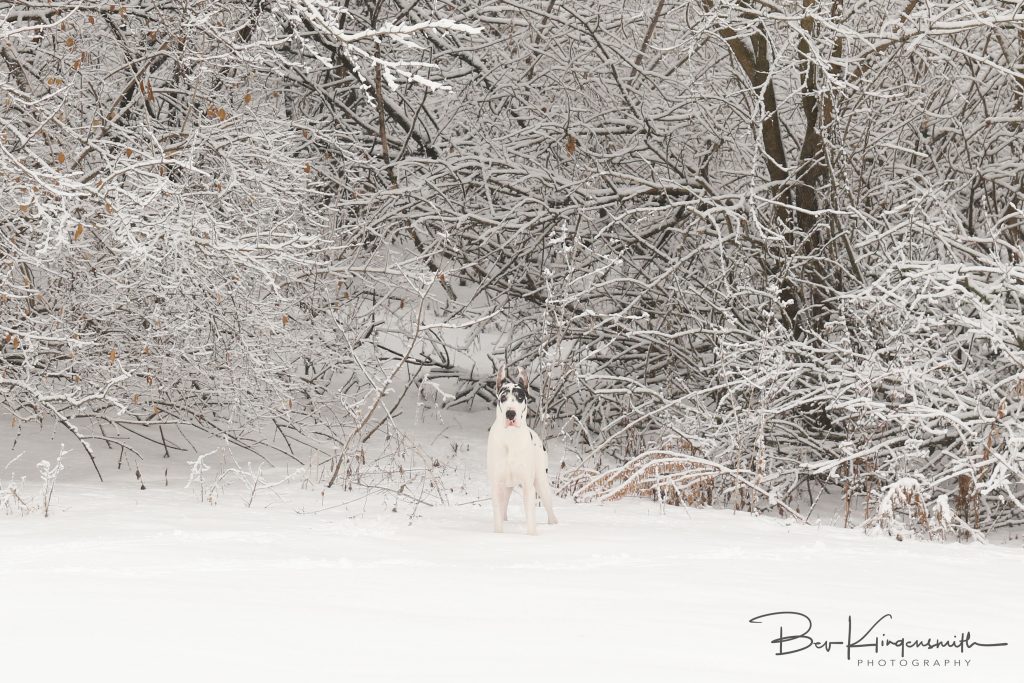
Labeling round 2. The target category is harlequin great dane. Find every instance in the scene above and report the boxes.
[486,367,558,534]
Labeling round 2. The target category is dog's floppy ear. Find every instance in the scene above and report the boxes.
[496,366,507,394]
[516,366,529,394]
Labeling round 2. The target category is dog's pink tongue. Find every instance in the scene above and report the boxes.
[506,419,517,428]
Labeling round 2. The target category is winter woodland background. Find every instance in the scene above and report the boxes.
[3,0,1024,541]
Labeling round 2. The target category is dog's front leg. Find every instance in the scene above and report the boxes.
[491,480,505,533]
[501,487,512,521]
[523,482,537,535]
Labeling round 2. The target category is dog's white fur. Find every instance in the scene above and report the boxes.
[486,367,558,534]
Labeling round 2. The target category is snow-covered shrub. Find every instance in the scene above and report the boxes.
[37,448,66,518]
[867,479,962,542]
[552,242,1024,538]
[185,451,221,505]
[1,474,31,516]
[222,458,302,508]
[0,2,478,496]
[1,448,67,517]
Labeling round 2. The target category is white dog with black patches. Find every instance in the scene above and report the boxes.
[487,367,558,534]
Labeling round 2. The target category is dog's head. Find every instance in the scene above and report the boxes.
[495,366,529,428]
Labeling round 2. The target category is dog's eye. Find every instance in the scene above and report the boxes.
[513,389,525,401]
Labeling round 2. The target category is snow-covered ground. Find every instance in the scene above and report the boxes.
[2,411,1022,682]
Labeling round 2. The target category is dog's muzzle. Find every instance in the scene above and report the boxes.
[505,410,516,422]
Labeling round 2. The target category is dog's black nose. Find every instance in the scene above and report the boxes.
[505,410,516,421]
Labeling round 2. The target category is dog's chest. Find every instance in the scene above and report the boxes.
[487,424,539,484]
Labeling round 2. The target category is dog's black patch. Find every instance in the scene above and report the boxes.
[497,382,527,404]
